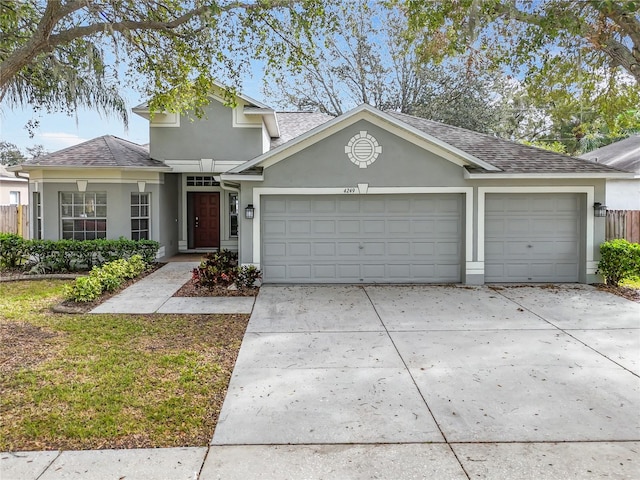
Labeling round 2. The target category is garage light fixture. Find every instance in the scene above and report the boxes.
[245,204,255,219]
[593,202,607,217]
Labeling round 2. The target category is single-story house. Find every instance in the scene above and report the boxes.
[0,164,28,205]
[579,135,640,210]
[11,87,632,284]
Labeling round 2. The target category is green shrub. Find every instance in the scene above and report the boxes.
[0,233,27,269]
[235,265,262,290]
[64,254,150,302]
[23,238,159,273]
[193,250,238,289]
[597,239,640,286]
[64,276,103,302]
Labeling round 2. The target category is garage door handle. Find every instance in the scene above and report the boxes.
[527,245,533,248]
[359,245,364,249]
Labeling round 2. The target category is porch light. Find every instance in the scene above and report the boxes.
[593,202,607,217]
[245,204,255,219]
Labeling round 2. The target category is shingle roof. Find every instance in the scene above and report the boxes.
[579,135,640,174]
[385,111,623,174]
[19,136,166,169]
[271,112,334,148]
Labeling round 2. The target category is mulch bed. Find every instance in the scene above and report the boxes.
[173,277,259,297]
[595,284,640,303]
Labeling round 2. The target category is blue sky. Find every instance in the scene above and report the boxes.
[0,76,267,155]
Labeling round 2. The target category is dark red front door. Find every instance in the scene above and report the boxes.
[192,192,220,248]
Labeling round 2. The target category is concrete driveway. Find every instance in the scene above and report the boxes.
[206,284,640,479]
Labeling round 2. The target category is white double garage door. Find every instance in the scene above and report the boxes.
[261,193,581,284]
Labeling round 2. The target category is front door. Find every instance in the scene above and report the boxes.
[190,192,220,249]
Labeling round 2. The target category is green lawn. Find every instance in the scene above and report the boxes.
[0,280,248,451]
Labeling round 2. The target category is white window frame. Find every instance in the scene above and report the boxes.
[131,193,150,240]
[60,192,107,240]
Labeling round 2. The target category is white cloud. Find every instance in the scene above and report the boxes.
[36,132,88,150]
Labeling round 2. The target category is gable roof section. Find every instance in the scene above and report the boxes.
[579,135,640,174]
[387,112,625,177]
[228,104,501,175]
[13,136,169,171]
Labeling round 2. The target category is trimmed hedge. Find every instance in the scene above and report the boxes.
[597,239,640,286]
[64,255,148,302]
[0,235,159,273]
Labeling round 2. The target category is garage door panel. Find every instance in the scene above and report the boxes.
[289,243,311,257]
[314,243,336,256]
[264,243,286,257]
[338,220,360,234]
[363,220,385,233]
[314,220,336,234]
[389,220,411,234]
[414,242,436,256]
[338,242,360,256]
[412,220,436,233]
[485,193,580,283]
[262,194,462,283]
[314,265,336,278]
[289,265,312,279]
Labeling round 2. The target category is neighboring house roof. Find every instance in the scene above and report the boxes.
[579,135,640,174]
[0,164,27,181]
[271,112,335,148]
[227,104,627,178]
[386,112,623,175]
[14,136,169,170]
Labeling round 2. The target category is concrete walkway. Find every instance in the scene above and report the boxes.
[89,261,255,314]
[2,284,639,479]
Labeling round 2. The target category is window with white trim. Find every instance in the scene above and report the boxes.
[186,176,219,187]
[9,191,20,205]
[131,193,150,240]
[229,193,238,237]
[60,192,107,240]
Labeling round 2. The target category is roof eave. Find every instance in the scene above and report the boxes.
[464,171,634,179]
[13,164,172,172]
[243,107,281,137]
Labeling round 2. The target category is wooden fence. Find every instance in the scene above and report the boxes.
[606,210,640,243]
[0,205,29,238]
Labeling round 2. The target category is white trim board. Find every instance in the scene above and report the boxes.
[477,186,596,270]
[251,186,474,267]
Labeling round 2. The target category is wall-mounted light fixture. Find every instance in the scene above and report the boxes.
[245,204,255,219]
[593,202,607,217]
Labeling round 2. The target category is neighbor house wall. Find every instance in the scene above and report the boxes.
[605,179,640,210]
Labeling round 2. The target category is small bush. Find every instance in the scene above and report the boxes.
[193,250,238,289]
[235,265,262,290]
[0,233,27,269]
[64,276,103,302]
[64,255,149,302]
[597,239,640,286]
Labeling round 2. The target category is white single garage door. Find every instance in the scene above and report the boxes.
[261,194,462,283]
[485,193,581,282]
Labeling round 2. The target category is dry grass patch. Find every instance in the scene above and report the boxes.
[0,280,249,451]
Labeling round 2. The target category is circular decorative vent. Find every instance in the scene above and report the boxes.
[345,131,382,168]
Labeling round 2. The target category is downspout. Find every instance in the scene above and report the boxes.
[218,177,242,261]
[14,171,29,180]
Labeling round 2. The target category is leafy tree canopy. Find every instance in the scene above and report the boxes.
[399,0,640,140]
[0,141,47,166]
[266,2,515,135]
[0,0,334,130]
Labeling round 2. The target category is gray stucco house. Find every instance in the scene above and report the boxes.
[12,87,632,284]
